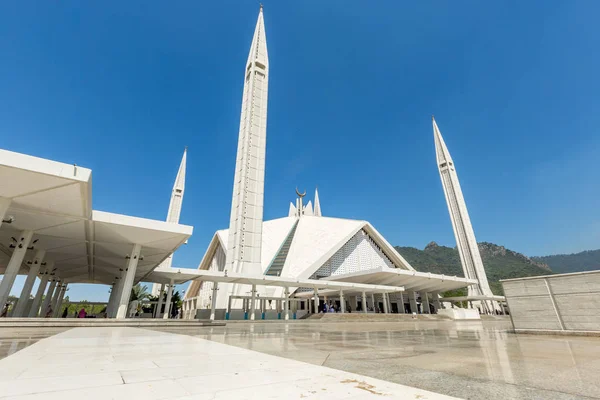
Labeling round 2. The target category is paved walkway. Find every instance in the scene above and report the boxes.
[0,327,458,399]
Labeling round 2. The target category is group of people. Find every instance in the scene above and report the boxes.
[321,303,350,313]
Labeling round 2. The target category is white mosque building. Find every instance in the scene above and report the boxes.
[181,7,500,319]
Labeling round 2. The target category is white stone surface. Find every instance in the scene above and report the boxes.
[0,327,459,399]
[433,118,494,305]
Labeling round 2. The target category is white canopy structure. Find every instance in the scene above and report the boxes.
[148,268,404,294]
[0,149,193,318]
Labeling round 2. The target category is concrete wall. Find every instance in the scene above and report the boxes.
[502,271,600,332]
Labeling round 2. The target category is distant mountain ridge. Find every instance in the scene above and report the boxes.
[532,249,600,274]
[394,241,551,295]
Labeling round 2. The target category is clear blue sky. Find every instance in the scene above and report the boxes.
[3,1,599,301]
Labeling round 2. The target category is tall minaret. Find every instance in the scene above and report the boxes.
[226,6,269,278]
[433,117,494,308]
[313,187,322,217]
[152,147,187,295]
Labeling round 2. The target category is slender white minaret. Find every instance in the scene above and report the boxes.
[152,147,187,296]
[313,187,322,217]
[433,117,494,308]
[226,6,269,278]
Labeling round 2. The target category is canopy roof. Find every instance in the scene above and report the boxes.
[146,268,405,293]
[322,267,476,293]
[0,149,193,284]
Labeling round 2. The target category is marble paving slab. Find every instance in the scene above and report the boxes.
[0,327,460,399]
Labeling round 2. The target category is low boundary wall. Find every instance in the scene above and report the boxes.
[501,270,600,334]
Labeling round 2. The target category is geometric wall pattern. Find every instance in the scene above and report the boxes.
[310,229,396,279]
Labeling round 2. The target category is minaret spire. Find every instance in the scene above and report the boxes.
[166,147,187,223]
[226,7,269,280]
[152,147,187,295]
[433,118,495,311]
[313,187,322,217]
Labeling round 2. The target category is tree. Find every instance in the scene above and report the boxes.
[130,284,150,302]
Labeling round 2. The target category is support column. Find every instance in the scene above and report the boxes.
[249,284,257,321]
[284,287,289,320]
[362,292,367,314]
[116,244,142,319]
[109,274,125,318]
[163,280,174,319]
[154,283,165,318]
[40,279,57,317]
[210,282,218,321]
[423,292,432,314]
[398,292,405,314]
[431,292,441,313]
[13,250,46,317]
[409,291,418,314]
[371,293,376,312]
[53,284,68,317]
[382,293,389,314]
[47,279,62,316]
[106,284,116,317]
[313,288,319,313]
[0,230,34,312]
[339,290,345,313]
[29,269,50,317]
[227,295,232,319]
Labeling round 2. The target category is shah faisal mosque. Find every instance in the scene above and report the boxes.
[178,6,503,319]
[0,6,505,322]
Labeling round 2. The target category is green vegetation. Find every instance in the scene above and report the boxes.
[532,249,600,274]
[395,241,552,296]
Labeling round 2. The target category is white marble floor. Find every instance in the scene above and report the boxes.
[0,327,459,400]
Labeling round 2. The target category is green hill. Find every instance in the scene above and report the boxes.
[532,249,600,274]
[394,242,551,295]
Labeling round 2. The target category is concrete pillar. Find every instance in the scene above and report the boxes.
[409,291,418,314]
[339,290,345,313]
[422,292,431,314]
[362,292,367,313]
[0,197,11,229]
[46,279,62,316]
[29,270,50,317]
[163,280,174,319]
[313,288,319,313]
[371,293,376,312]
[284,287,289,320]
[13,250,46,317]
[382,293,389,314]
[210,282,218,321]
[106,284,117,317]
[109,274,126,318]
[40,279,57,317]
[249,284,257,320]
[227,295,232,318]
[398,292,405,314]
[53,284,67,317]
[0,230,34,312]
[431,292,441,313]
[154,283,165,318]
[116,244,142,319]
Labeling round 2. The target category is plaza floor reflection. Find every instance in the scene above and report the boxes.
[184,320,600,400]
